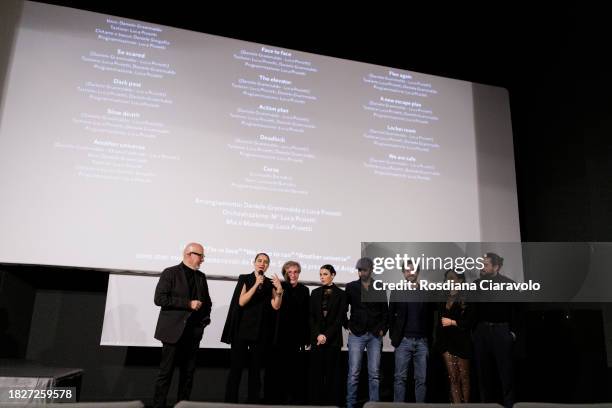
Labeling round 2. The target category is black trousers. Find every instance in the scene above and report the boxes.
[473,322,515,408]
[225,338,268,403]
[153,326,202,408]
[264,345,308,404]
[309,345,341,405]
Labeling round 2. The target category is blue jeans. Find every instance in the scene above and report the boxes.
[394,336,428,402]
[346,332,382,408]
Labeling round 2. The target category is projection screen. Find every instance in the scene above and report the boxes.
[0,2,520,347]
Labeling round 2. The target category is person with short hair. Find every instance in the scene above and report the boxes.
[264,260,310,404]
[152,242,212,408]
[472,252,520,408]
[345,257,389,408]
[389,260,433,403]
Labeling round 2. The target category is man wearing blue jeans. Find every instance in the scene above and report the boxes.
[389,260,431,402]
[345,257,389,408]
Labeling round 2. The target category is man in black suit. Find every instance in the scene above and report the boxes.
[152,242,212,408]
[472,252,519,408]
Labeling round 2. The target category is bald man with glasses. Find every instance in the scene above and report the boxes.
[153,242,212,408]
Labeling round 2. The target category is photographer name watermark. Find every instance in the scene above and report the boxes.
[373,278,541,292]
[368,251,542,296]
[361,242,612,302]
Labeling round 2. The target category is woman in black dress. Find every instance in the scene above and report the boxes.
[309,264,346,405]
[264,260,310,404]
[221,252,284,403]
[435,269,474,403]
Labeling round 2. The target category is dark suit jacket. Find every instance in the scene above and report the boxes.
[344,279,389,336]
[221,272,274,344]
[154,262,212,344]
[388,288,434,348]
[473,273,523,337]
[309,284,347,348]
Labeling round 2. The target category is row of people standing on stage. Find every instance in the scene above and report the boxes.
[389,262,474,404]
[379,253,519,408]
[220,253,349,405]
[152,244,518,408]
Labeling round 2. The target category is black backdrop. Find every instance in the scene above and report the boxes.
[1,2,611,405]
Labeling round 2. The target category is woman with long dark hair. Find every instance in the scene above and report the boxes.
[308,264,346,405]
[435,269,474,403]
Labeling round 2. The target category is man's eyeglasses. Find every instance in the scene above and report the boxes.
[189,252,205,258]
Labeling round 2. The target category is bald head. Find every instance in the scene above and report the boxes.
[183,242,205,270]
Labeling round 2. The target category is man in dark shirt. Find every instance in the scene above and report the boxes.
[152,242,212,408]
[389,260,431,402]
[345,257,389,408]
[472,252,519,408]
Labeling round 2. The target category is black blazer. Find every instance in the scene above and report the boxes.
[344,279,389,336]
[154,262,212,343]
[309,284,347,348]
[388,288,434,348]
[221,272,274,344]
[473,273,522,336]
